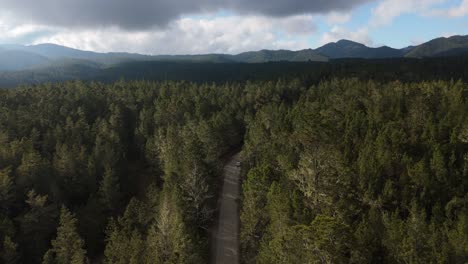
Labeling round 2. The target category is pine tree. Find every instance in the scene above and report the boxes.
[19,190,58,264]
[103,198,150,264]
[447,213,468,263]
[1,236,19,264]
[16,150,49,192]
[290,144,347,214]
[42,250,55,264]
[256,181,292,263]
[240,166,273,263]
[43,206,88,264]
[430,146,448,183]
[103,218,145,264]
[145,190,195,263]
[99,166,122,212]
[53,144,89,201]
[308,214,353,263]
[181,162,212,228]
[0,167,14,214]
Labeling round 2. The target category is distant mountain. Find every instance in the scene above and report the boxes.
[151,49,328,63]
[152,54,234,63]
[0,43,329,70]
[0,44,26,50]
[291,49,329,62]
[401,46,416,54]
[405,35,468,58]
[1,34,468,72]
[24,43,98,60]
[232,49,328,63]
[433,47,468,57]
[316,39,403,59]
[0,50,49,71]
[1,43,152,66]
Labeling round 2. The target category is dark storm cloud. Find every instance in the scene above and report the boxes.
[227,0,374,16]
[0,0,374,30]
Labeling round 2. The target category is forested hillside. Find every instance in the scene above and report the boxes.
[0,78,466,263]
[2,55,468,88]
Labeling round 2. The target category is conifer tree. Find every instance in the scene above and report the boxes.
[240,166,273,263]
[99,167,122,212]
[0,167,14,214]
[43,206,88,264]
[16,150,48,192]
[181,163,212,228]
[145,190,195,263]
[103,218,145,264]
[1,236,19,264]
[19,190,58,264]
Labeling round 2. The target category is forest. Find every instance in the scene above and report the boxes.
[0,76,466,263]
[1,55,468,88]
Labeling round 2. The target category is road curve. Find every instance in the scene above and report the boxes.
[211,153,241,264]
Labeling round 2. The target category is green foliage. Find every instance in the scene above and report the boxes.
[0,167,14,214]
[145,190,199,263]
[99,166,122,212]
[102,191,161,263]
[0,79,248,262]
[447,212,468,263]
[308,215,353,263]
[43,206,88,264]
[0,77,466,263]
[240,166,276,262]
[241,79,468,263]
[1,236,19,264]
[257,216,352,264]
[16,150,51,193]
[18,190,58,263]
[53,143,90,202]
[103,217,145,264]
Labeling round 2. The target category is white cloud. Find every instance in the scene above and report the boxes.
[31,15,316,54]
[325,11,352,25]
[429,0,468,17]
[370,0,446,27]
[318,26,372,46]
[0,14,52,44]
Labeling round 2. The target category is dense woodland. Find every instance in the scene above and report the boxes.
[1,55,468,88]
[0,76,466,263]
[240,79,467,263]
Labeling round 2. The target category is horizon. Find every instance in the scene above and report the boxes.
[1,34,465,56]
[0,0,467,55]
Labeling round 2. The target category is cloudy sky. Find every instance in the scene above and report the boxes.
[0,0,467,54]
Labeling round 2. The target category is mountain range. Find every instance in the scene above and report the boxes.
[1,35,468,72]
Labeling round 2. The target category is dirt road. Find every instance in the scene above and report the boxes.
[211,153,241,264]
